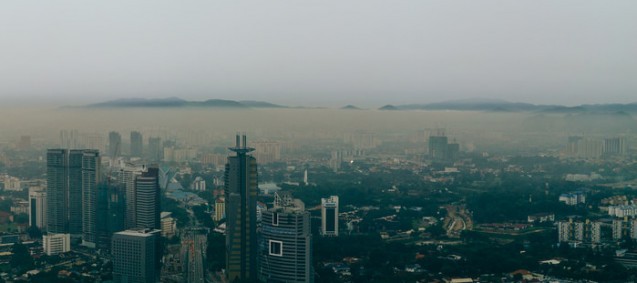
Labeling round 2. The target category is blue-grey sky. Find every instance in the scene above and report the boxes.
[1,1,636,107]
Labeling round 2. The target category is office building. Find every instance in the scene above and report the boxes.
[68,150,84,238]
[130,131,144,158]
[181,228,208,283]
[120,165,144,229]
[321,196,339,237]
[225,134,258,282]
[96,183,126,250]
[109,131,122,158]
[47,149,103,245]
[81,150,101,248]
[259,192,313,283]
[43,233,71,256]
[136,167,160,230]
[46,149,69,234]
[112,229,160,283]
[29,187,47,229]
[147,137,162,161]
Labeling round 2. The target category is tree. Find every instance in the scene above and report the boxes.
[10,242,34,273]
[26,226,42,239]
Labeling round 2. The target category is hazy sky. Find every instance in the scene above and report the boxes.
[1,1,636,107]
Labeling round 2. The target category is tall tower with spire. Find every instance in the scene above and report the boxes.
[225,134,258,282]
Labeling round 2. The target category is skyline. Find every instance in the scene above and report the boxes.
[1,1,636,107]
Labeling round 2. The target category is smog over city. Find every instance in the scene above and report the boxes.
[1,1,637,283]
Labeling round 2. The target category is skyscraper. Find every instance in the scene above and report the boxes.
[181,228,208,283]
[225,134,258,282]
[81,150,101,248]
[147,137,162,161]
[46,149,69,234]
[321,196,339,237]
[47,148,103,247]
[68,150,84,237]
[109,131,122,158]
[428,135,449,160]
[259,192,313,283]
[130,131,143,158]
[29,187,47,229]
[135,167,160,230]
[120,165,144,229]
[112,229,160,283]
[96,182,126,250]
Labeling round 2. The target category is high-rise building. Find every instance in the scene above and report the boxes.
[120,165,144,229]
[29,187,47,229]
[68,150,84,237]
[225,135,258,282]
[60,130,80,149]
[566,136,583,156]
[321,196,339,237]
[428,135,449,160]
[181,228,208,283]
[147,137,162,161]
[109,131,122,158]
[329,150,343,172]
[96,183,126,250]
[613,218,637,240]
[259,192,313,283]
[81,150,101,248]
[47,149,103,246]
[213,197,225,222]
[557,218,601,244]
[135,167,160,230]
[131,131,144,158]
[604,137,629,156]
[47,149,69,234]
[252,141,281,164]
[112,229,160,283]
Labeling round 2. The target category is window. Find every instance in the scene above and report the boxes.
[272,212,279,226]
[269,240,282,256]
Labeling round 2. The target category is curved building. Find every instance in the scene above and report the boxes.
[259,192,313,283]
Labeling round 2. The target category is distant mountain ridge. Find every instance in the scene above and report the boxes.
[388,98,637,113]
[87,98,286,109]
[85,97,637,113]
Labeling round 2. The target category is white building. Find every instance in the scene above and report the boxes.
[29,188,47,229]
[43,233,71,255]
[609,205,637,218]
[213,197,225,222]
[161,212,177,238]
[10,200,29,215]
[190,176,206,191]
[559,191,586,206]
[613,218,637,240]
[557,218,601,244]
[321,196,339,237]
[1,175,22,191]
